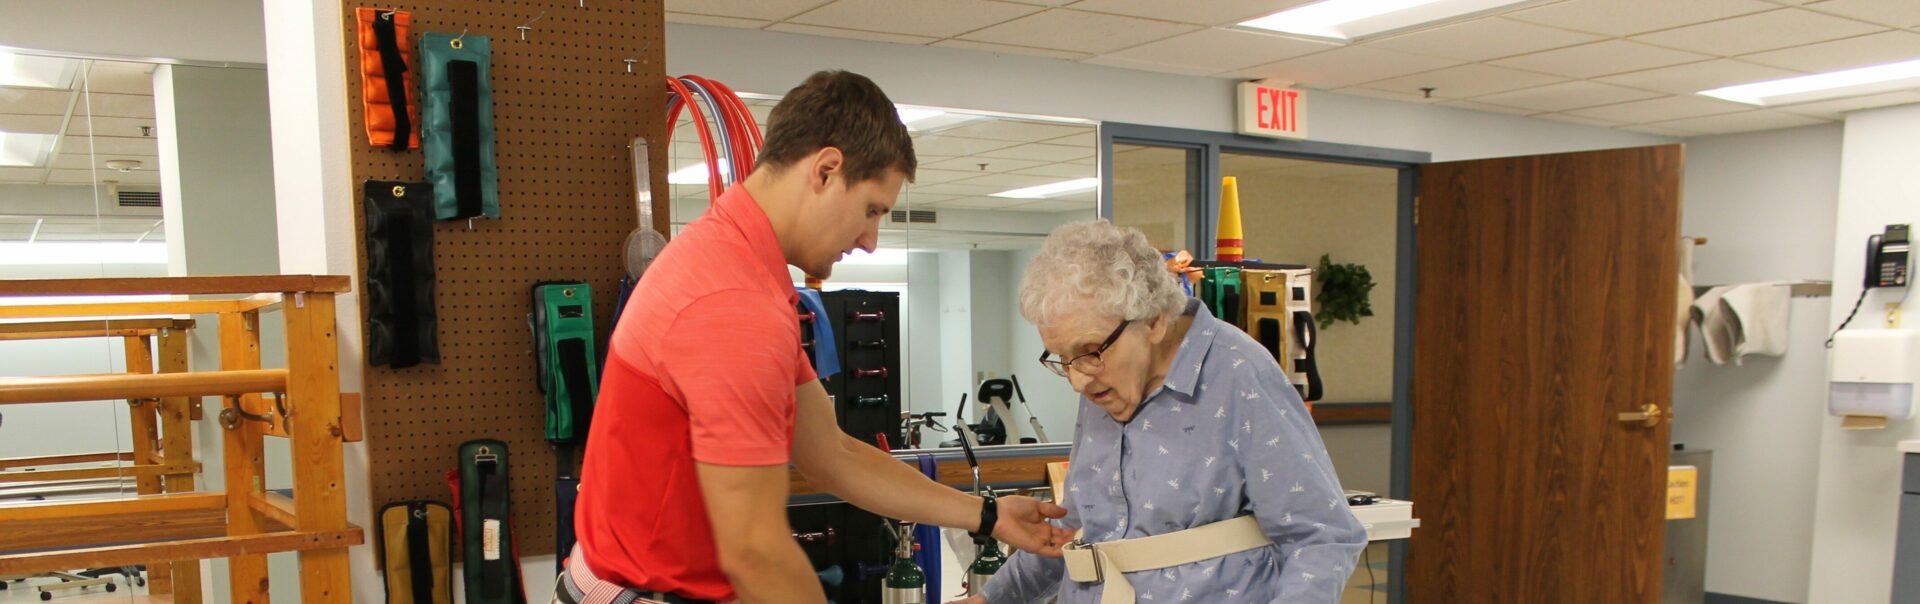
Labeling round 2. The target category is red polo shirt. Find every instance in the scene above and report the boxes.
[574,184,815,600]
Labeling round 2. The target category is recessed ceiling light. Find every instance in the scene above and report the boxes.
[105,159,143,172]
[667,163,731,185]
[991,177,1099,199]
[0,131,59,167]
[0,50,80,89]
[1699,58,1920,106]
[1238,0,1539,42]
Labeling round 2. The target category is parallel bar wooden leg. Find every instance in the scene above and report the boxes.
[156,326,203,604]
[219,311,271,604]
[122,335,171,596]
[284,294,351,603]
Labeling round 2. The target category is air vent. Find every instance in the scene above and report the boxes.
[117,190,162,208]
[890,209,937,224]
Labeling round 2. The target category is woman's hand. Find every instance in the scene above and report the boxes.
[991,495,1074,557]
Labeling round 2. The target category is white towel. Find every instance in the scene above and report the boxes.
[1676,237,1696,366]
[1693,282,1791,365]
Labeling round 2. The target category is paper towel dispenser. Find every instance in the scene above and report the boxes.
[1830,329,1919,426]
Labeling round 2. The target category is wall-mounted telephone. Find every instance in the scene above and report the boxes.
[1866,223,1910,289]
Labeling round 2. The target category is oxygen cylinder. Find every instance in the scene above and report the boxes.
[965,537,1007,596]
[882,525,926,604]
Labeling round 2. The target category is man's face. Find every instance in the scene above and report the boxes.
[800,167,906,278]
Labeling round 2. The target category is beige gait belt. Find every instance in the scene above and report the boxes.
[1062,515,1271,604]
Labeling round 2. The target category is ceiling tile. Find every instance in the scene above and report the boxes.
[936,197,1027,210]
[948,172,1061,188]
[0,88,75,115]
[1235,46,1462,89]
[1800,0,1920,29]
[1534,113,1629,127]
[791,0,1043,38]
[81,93,155,119]
[1651,109,1831,134]
[1364,17,1606,62]
[1593,59,1802,94]
[1079,55,1209,76]
[75,117,154,140]
[1629,8,1886,56]
[664,12,771,28]
[1012,163,1095,178]
[1773,91,1920,119]
[1045,131,1097,146]
[0,167,43,184]
[979,143,1094,162]
[1361,64,1566,99]
[931,39,1095,61]
[1336,86,1443,104]
[924,156,1049,173]
[1506,0,1779,36]
[1739,30,1920,72]
[1438,99,1539,116]
[81,62,156,96]
[1096,28,1338,74]
[1065,0,1316,26]
[1007,199,1097,212]
[665,0,833,21]
[45,169,97,185]
[60,135,154,156]
[0,114,64,134]
[958,9,1200,55]
[765,23,939,45]
[1470,81,1664,112]
[1490,40,1714,79]
[912,168,990,184]
[1564,94,1755,122]
[934,120,1090,142]
[50,153,156,171]
[912,135,1020,157]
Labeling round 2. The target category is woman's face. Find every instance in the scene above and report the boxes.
[1037,311,1172,422]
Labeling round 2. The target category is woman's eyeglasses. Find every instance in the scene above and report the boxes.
[1038,320,1132,377]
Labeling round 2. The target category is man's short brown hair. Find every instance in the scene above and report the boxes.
[756,70,917,184]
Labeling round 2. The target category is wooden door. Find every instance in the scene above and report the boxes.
[1409,145,1681,603]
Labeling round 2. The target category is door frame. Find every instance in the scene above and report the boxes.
[1097,122,1429,604]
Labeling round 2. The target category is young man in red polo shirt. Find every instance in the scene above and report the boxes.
[565,71,1073,604]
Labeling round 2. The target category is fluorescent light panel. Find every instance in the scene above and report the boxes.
[0,51,80,89]
[0,131,59,167]
[991,177,1098,199]
[1239,0,1536,41]
[0,242,168,265]
[1699,57,1920,106]
[667,163,732,185]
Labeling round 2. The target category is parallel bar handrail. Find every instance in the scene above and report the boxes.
[0,299,266,320]
[0,369,288,405]
[0,462,201,484]
[0,275,351,297]
[0,452,137,470]
[0,492,226,523]
[0,527,366,576]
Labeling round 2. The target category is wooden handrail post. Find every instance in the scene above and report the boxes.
[219,310,270,604]
[121,333,173,597]
[155,325,203,604]
[282,293,352,603]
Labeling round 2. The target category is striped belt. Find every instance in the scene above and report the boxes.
[554,544,728,604]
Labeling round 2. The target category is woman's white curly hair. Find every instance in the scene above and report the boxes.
[1019,220,1188,328]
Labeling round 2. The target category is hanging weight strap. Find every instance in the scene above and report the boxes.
[363,181,438,368]
[387,210,421,366]
[371,13,411,151]
[476,452,509,599]
[448,60,483,219]
[406,502,434,604]
[1292,311,1324,402]
[556,337,594,441]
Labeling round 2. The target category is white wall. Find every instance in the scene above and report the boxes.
[1669,123,1842,604]
[665,24,1671,162]
[1807,104,1920,604]
[0,0,265,64]
[1005,248,1079,444]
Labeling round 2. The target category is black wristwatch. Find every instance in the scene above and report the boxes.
[971,493,999,543]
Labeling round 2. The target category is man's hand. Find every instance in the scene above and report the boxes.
[990,495,1073,557]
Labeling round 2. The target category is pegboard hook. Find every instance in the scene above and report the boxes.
[452,28,469,49]
[466,218,476,231]
[624,58,638,74]
[517,10,547,41]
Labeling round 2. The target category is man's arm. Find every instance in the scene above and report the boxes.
[789,380,1072,555]
[696,462,828,604]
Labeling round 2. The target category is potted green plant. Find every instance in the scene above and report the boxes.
[1315,254,1375,329]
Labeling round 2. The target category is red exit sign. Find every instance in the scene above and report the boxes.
[1237,82,1308,140]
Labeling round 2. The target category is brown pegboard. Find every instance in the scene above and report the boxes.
[344,0,668,557]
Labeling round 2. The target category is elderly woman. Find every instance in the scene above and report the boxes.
[961,221,1365,604]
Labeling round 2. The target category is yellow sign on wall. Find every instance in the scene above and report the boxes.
[1667,466,1698,520]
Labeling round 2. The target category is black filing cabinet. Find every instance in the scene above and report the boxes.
[1896,452,1920,602]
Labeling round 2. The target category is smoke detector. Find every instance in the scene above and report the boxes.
[104,159,142,172]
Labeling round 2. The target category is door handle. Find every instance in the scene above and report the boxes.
[1617,403,1668,428]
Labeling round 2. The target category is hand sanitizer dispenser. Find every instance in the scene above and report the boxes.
[1830,329,1920,429]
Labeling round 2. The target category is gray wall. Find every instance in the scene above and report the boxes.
[1672,123,1843,604]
